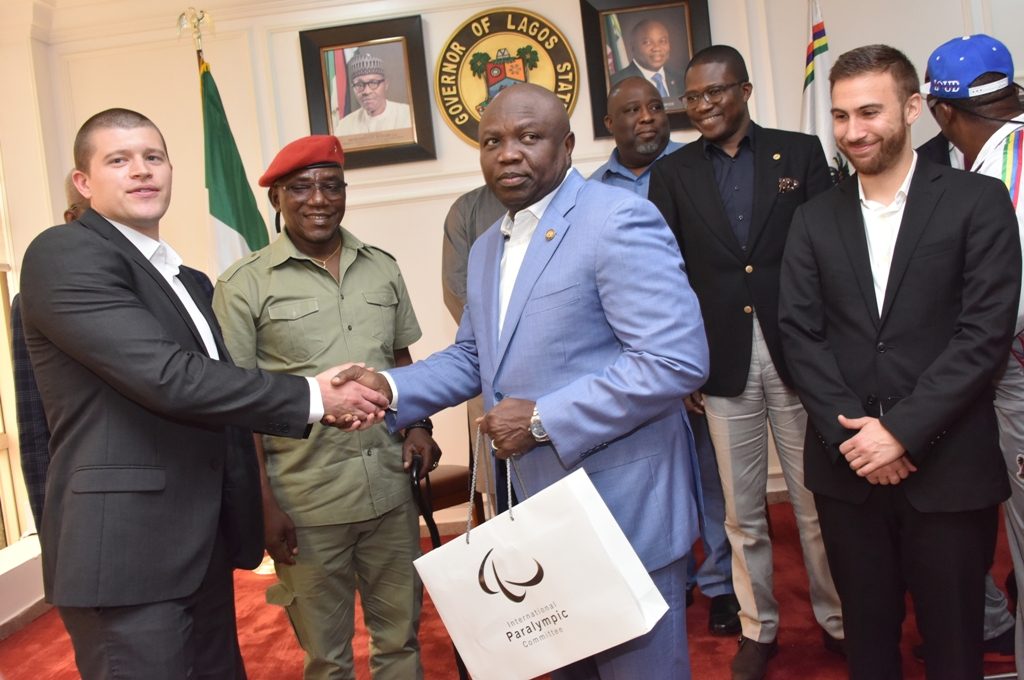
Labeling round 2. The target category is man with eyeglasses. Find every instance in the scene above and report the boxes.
[213,135,434,679]
[334,51,411,137]
[649,44,841,680]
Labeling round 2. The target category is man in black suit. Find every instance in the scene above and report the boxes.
[19,108,387,679]
[649,45,841,680]
[14,174,217,528]
[779,44,1021,680]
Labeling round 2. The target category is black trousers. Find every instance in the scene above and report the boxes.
[816,487,998,680]
[59,533,246,680]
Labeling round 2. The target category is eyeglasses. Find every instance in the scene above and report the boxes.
[680,82,745,110]
[277,181,347,200]
[352,79,385,92]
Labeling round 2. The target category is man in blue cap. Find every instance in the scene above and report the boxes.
[923,32,1024,670]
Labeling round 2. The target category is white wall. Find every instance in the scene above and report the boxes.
[0,0,1020,623]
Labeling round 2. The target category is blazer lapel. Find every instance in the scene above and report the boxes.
[177,270,227,359]
[494,172,578,363]
[879,162,942,326]
[834,181,881,327]
[79,210,212,355]
[748,126,781,253]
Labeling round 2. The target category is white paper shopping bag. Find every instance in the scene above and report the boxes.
[414,468,667,680]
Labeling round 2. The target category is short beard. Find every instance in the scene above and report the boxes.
[843,120,908,176]
[635,141,661,155]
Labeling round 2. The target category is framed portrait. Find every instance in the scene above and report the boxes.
[299,16,436,169]
[580,0,711,138]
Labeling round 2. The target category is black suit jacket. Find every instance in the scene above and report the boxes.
[778,160,1019,511]
[916,132,953,166]
[21,209,311,608]
[649,125,832,395]
[13,268,214,528]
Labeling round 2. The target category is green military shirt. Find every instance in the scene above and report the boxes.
[213,226,421,526]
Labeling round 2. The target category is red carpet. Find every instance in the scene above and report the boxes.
[0,503,1014,679]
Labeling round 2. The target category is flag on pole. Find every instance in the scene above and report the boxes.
[326,49,350,131]
[199,57,268,273]
[604,14,630,78]
[800,0,848,183]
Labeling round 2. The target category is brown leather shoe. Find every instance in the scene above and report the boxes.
[731,636,778,680]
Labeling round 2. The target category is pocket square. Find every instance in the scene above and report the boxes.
[779,177,801,193]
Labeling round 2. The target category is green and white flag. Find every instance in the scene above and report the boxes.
[200,58,268,272]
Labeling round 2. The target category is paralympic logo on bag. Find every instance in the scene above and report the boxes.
[478,548,545,602]
[477,548,573,647]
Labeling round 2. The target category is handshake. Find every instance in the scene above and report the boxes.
[315,364,394,429]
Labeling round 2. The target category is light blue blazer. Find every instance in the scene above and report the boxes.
[390,169,709,571]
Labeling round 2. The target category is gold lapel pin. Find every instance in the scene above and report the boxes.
[772,153,781,161]
[545,229,556,241]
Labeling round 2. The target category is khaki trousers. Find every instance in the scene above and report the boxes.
[703,317,842,642]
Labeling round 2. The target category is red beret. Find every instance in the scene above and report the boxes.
[258,135,345,187]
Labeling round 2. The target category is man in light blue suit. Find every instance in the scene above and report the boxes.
[338,83,709,678]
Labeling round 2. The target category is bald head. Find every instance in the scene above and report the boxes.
[64,170,88,223]
[604,77,670,171]
[481,83,571,141]
[478,84,575,214]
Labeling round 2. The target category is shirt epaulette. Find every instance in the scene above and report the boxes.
[217,251,262,282]
[363,244,397,262]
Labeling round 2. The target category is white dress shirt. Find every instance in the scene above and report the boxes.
[496,171,570,332]
[858,153,918,312]
[385,170,576,407]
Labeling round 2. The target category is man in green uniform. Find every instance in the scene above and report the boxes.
[213,135,437,679]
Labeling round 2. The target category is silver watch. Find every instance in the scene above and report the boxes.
[530,406,550,442]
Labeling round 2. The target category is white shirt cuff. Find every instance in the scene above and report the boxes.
[306,376,324,424]
[381,371,399,411]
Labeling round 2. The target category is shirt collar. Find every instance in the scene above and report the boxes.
[702,121,756,158]
[268,225,365,268]
[108,218,182,276]
[602,140,683,179]
[858,151,918,209]
[499,168,577,238]
[971,113,1024,172]
[632,61,666,82]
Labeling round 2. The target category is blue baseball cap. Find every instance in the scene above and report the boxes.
[921,34,1014,100]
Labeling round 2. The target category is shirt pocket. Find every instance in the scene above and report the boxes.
[266,298,324,363]
[362,288,398,343]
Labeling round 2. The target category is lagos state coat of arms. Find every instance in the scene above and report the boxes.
[434,8,579,146]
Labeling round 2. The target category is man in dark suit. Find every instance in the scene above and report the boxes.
[648,44,841,680]
[14,173,216,528]
[19,108,388,679]
[611,19,685,101]
[779,45,1021,680]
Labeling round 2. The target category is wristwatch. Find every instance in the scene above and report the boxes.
[529,406,550,442]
